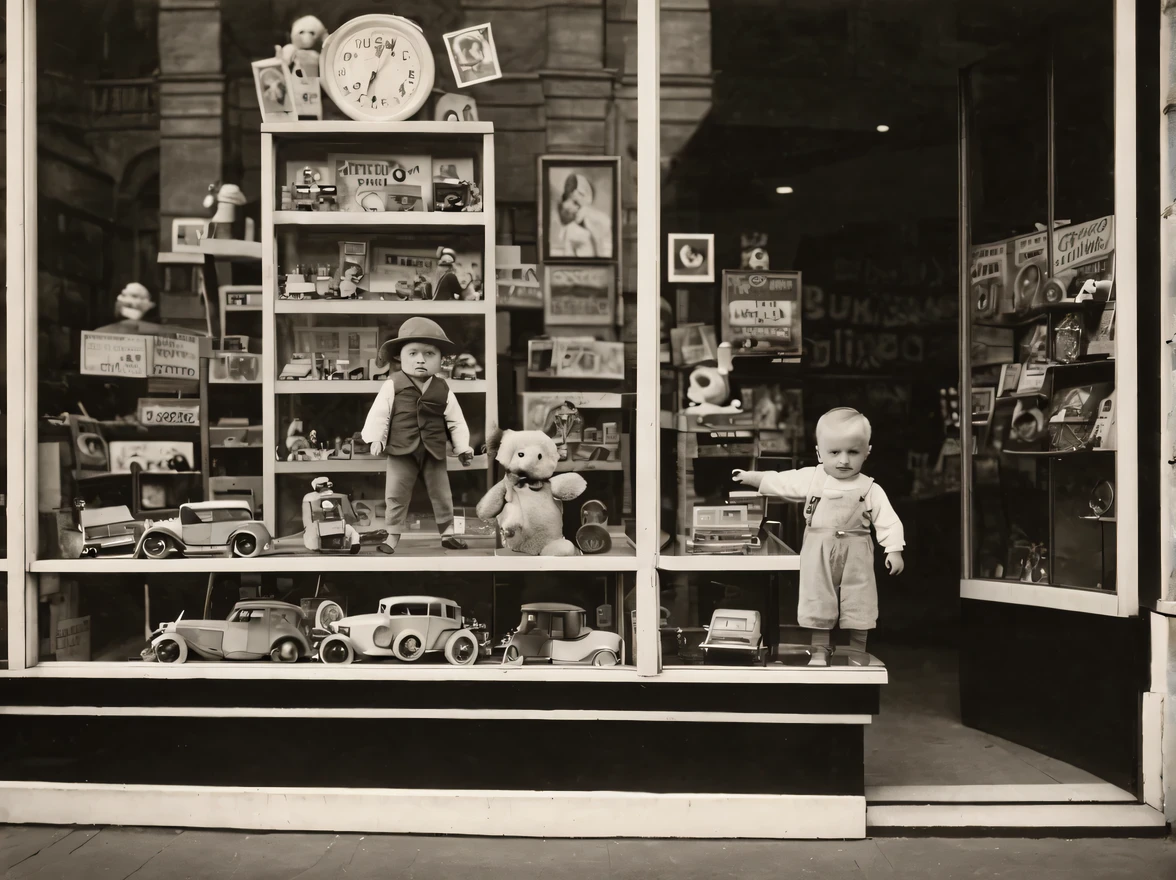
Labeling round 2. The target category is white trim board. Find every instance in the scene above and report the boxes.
[960,579,1121,616]
[0,706,873,725]
[0,783,865,839]
[865,784,1136,804]
[866,803,1166,830]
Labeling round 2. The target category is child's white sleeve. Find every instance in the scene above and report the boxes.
[868,484,905,551]
[444,391,473,456]
[361,381,397,446]
[758,467,817,502]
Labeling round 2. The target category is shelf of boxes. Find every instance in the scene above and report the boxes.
[272,211,487,228]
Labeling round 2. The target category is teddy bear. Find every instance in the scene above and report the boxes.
[476,430,587,556]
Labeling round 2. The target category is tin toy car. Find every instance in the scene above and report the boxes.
[78,502,145,558]
[143,600,313,663]
[700,608,767,665]
[501,603,623,667]
[134,500,272,559]
[317,595,488,665]
[263,478,388,554]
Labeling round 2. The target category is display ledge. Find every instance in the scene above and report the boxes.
[273,211,486,228]
[209,377,262,385]
[277,379,486,394]
[29,554,640,574]
[659,555,801,571]
[262,121,493,136]
[556,460,622,472]
[274,455,487,473]
[0,661,886,685]
[275,299,485,315]
[961,578,1121,616]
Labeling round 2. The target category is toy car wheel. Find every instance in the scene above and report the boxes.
[270,638,301,663]
[318,635,354,665]
[140,535,175,560]
[444,631,479,666]
[392,629,426,662]
[503,644,520,663]
[591,649,619,667]
[231,532,261,558]
[83,547,98,559]
[154,636,187,664]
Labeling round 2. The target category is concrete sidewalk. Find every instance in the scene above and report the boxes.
[0,826,1173,879]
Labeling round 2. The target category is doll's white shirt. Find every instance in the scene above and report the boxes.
[758,467,905,551]
[361,375,474,456]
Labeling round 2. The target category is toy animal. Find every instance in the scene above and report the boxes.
[476,430,586,556]
[686,342,742,415]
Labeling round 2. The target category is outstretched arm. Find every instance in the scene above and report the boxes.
[550,473,587,501]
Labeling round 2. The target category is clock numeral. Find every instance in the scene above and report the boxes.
[353,82,362,91]
[343,51,353,62]
[338,68,345,77]
[402,50,410,61]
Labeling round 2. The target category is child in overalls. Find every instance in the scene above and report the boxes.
[732,407,904,658]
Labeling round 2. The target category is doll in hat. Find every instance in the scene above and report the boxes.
[361,317,475,553]
[433,247,463,301]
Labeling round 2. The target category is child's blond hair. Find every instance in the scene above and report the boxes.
[816,407,872,443]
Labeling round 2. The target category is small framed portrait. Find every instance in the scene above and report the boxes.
[443,23,503,88]
[667,233,715,283]
[971,387,996,426]
[539,156,620,263]
[172,217,206,252]
[252,57,296,122]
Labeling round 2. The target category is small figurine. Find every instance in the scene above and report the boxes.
[115,282,155,322]
[285,419,310,458]
[277,15,327,77]
[575,499,611,554]
[338,261,366,299]
[732,407,905,662]
[451,353,483,381]
[686,342,742,416]
[434,248,463,300]
[203,182,247,240]
[462,181,483,213]
[360,318,475,554]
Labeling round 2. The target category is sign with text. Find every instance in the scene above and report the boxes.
[138,397,201,427]
[80,332,149,378]
[55,615,91,661]
[151,334,200,380]
[543,264,616,326]
[720,270,803,357]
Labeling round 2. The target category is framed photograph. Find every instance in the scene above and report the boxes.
[543,264,616,326]
[172,217,206,252]
[720,270,803,357]
[443,23,503,88]
[668,233,715,283]
[252,57,296,123]
[970,388,996,426]
[539,156,620,262]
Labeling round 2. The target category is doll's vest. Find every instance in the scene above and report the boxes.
[385,371,451,460]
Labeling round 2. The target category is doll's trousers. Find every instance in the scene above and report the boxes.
[798,531,878,630]
[384,448,454,535]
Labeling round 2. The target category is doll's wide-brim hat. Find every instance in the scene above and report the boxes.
[378,316,456,364]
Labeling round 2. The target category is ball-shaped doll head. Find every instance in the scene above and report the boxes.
[495,429,560,480]
[290,16,326,50]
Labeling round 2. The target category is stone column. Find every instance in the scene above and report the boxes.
[157,0,225,250]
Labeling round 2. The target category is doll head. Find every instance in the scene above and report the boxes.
[341,261,364,283]
[815,407,872,481]
[290,15,326,50]
[399,341,443,379]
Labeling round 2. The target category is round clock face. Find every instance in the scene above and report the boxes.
[323,15,436,122]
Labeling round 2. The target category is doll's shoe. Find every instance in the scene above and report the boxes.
[376,543,396,555]
[441,536,468,550]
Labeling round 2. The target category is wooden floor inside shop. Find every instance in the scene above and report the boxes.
[865,644,1104,788]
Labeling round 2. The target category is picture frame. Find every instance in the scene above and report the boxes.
[538,156,621,263]
[543,263,616,326]
[970,387,995,426]
[667,233,715,283]
[442,23,503,88]
[251,57,297,123]
[172,218,206,252]
[719,269,803,357]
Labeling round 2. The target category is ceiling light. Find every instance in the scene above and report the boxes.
[876,124,890,133]
[775,186,794,194]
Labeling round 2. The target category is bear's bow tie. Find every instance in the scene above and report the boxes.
[513,475,549,490]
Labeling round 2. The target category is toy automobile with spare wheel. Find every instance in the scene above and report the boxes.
[142,600,313,663]
[317,595,488,665]
[700,608,767,665]
[133,500,272,559]
[79,502,145,558]
[500,603,623,667]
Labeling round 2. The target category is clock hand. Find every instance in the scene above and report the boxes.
[362,39,393,98]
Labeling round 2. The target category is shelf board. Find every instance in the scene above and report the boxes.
[658,555,801,572]
[209,378,262,385]
[198,239,262,261]
[209,444,263,450]
[1078,515,1117,522]
[1002,447,1115,457]
[555,459,623,472]
[277,380,486,395]
[273,211,487,228]
[223,304,262,312]
[275,299,486,316]
[275,454,488,474]
[157,251,204,266]
[262,121,493,136]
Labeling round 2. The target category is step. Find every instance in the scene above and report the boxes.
[866,803,1167,837]
[866,783,1137,805]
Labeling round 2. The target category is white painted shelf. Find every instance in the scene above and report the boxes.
[556,460,623,473]
[275,299,486,316]
[658,555,801,572]
[275,455,488,474]
[262,121,493,136]
[276,380,486,395]
[273,211,486,228]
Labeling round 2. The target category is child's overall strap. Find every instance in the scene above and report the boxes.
[802,468,827,528]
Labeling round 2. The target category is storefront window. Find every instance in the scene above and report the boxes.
[29,1,640,666]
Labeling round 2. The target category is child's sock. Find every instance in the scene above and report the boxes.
[845,629,868,652]
[810,629,832,648]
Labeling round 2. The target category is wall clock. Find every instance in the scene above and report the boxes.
[321,15,436,122]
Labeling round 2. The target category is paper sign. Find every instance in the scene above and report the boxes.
[138,398,201,427]
[81,332,149,378]
[1053,215,1114,273]
[721,270,803,356]
[55,616,91,661]
[152,334,200,380]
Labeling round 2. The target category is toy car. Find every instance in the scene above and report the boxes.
[317,595,488,665]
[143,600,313,663]
[133,500,272,559]
[700,608,767,665]
[79,502,145,558]
[501,603,623,667]
[263,478,388,554]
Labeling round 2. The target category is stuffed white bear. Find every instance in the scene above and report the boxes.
[476,430,587,556]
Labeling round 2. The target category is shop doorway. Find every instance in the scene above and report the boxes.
[662,0,1146,810]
